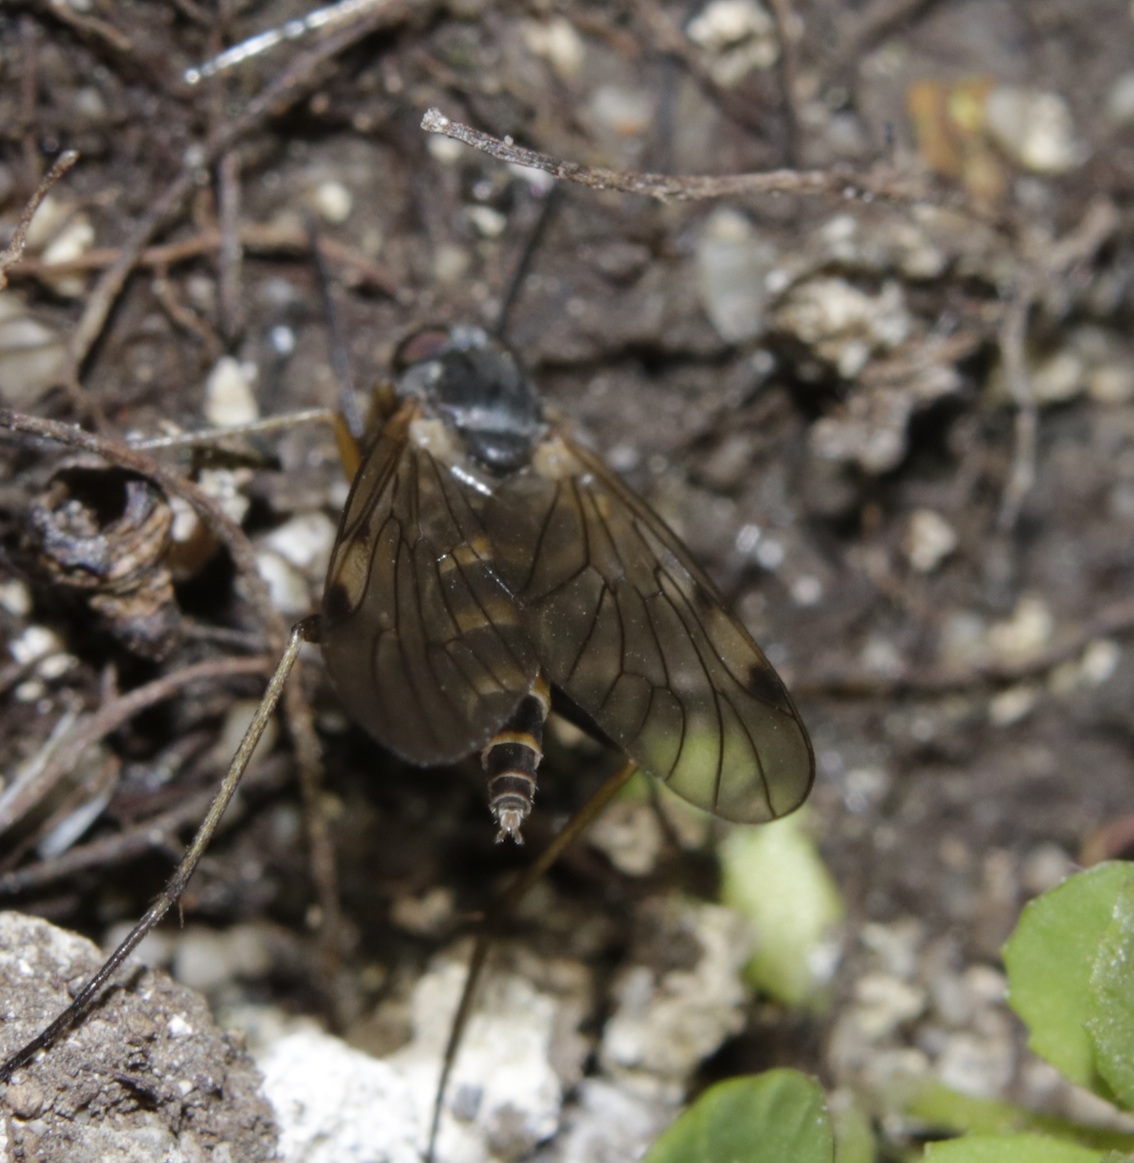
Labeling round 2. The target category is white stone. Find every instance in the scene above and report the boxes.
[686,0,778,85]
[987,596,1054,665]
[600,902,751,1097]
[587,86,654,138]
[256,551,313,616]
[390,955,565,1162]
[0,293,68,407]
[984,87,1083,174]
[904,508,958,573]
[988,684,1038,727]
[522,16,585,80]
[204,356,260,428]
[38,212,95,298]
[695,207,779,343]
[172,924,276,995]
[772,277,912,378]
[258,1028,423,1163]
[311,180,353,225]
[261,512,337,577]
[9,625,63,666]
[0,579,31,617]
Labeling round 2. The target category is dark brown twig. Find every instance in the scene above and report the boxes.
[765,0,802,166]
[0,655,273,838]
[217,150,245,342]
[0,150,81,290]
[9,224,399,296]
[996,285,1036,532]
[0,787,212,896]
[421,108,927,204]
[998,201,1120,531]
[37,0,136,58]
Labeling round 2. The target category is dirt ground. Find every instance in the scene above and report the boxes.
[1,1,1134,1159]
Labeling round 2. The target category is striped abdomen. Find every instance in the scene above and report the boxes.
[482,675,551,843]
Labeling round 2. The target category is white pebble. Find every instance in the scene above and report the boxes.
[987,596,1054,664]
[0,293,68,407]
[522,16,585,80]
[39,212,95,298]
[261,512,338,576]
[256,550,312,616]
[686,0,778,85]
[695,207,779,343]
[984,87,1083,174]
[587,85,655,137]
[204,356,259,428]
[10,625,62,667]
[259,1029,423,1163]
[773,277,912,378]
[904,508,958,573]
[988,684,1038,727]
[311,180,353,225]
[0,579,31,616]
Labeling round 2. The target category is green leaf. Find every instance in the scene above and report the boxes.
[902,1079,1134,1153]
[719,812,844,1007]
[1003,863,1134,1098]
[830,1092,876,1163]
[923,1133,1107,1162]
[904,1080,1134,1154]
[1087,878,1134,1111]
[642,1070,833,1163]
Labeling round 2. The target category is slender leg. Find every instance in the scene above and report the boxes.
[0,617,317,1083]
[425,757,639,1162]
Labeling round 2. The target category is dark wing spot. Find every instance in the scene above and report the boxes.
[745,660,793,710]
[322,581,353,625]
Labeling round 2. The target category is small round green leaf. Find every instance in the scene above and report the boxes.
[1003,863,1134,1098]
[924,1133,1108,1162]
[1087,878,1134,1111]
[642,1070,833,1163]
[719,813,843,1007]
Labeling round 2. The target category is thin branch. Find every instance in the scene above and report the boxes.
[0,150,81,289]
[0,655,273,837]
[421,108,928,204]
[9,223,398,296]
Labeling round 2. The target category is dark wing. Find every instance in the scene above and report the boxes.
[319,401,539,765]
[484,434,814,822]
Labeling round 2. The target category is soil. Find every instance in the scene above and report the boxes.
[1,0,1133,1159]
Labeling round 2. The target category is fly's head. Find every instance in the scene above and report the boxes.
[394,325,546,475]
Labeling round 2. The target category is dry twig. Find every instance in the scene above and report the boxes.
[0,150,80,290]
[0,655,273,840]
[421,108,927,204]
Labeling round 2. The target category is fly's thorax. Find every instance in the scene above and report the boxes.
[395,325,546,476]
[529,434,584,481]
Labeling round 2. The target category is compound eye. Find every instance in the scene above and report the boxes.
[392,326,453,373]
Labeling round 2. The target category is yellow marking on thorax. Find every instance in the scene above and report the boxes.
[409,416,458,459]
[531,435,583,481]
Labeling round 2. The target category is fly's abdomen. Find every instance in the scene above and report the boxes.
[483,675,551,843]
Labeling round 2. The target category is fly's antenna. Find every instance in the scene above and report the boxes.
[305,211,366,443]
[494,181,563,340]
